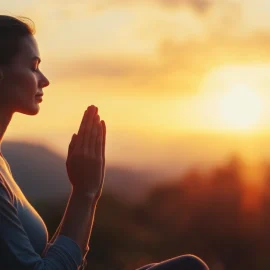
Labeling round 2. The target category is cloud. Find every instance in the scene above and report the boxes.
[90,0,213,14]
[157,0,212,13]
[45,55,163,88]
[157,31,270,76]
[12,0,270,98]
[44,30,270,97]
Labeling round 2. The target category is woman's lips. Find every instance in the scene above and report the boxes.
[35,96,43,102]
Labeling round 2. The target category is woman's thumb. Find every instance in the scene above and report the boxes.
[68,133,77,155]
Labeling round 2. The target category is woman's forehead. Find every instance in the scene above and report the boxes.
[16,35,40,63]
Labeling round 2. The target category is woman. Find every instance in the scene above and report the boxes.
[0,15,209,270]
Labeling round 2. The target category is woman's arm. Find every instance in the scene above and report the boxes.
[59,190,97,256]
[44,106,106,268]
[41,205,65,257]
[47,221,63,245]
[61,105,106,256]
[42,190,96,270]
[43,190,97,259]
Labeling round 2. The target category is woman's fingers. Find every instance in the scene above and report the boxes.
[68,133,76,150]
[89,114,100,157]
[75,105,96,152]
[74,105,103,158]
[101,120,106,188]
[66,133,77,164]
[101,120,106,162]
[96,121,103,159]
[100,120,106,181]
[76,109,88,150]
[68,133,77,155]
[84,106,98,154]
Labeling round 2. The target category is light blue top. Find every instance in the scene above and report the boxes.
[0,156,86,269]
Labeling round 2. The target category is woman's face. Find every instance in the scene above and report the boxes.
[0,35,50,115]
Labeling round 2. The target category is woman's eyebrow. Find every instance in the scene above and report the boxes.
[32,56,41,64]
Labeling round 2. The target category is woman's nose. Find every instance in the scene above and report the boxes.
[39,74,50,88]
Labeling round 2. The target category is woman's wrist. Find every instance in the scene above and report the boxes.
[71,188,99,204]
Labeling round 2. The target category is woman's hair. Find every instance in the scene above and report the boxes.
[0,15,35,65]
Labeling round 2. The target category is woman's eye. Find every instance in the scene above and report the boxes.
[32,62,39,71]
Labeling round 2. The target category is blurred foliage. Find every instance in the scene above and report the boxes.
[33,154,270,270]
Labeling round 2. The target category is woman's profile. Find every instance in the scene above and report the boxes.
[0,15,210,269]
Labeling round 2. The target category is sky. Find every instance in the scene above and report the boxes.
[1,0,270,179]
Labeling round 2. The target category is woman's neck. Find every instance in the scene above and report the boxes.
[0,107,14,153]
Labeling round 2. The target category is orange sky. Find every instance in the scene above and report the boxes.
[1,0,270,178]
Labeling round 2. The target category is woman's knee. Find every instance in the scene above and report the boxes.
[175,254,209,270]
[149,254,209,270]
[136,263,158,270]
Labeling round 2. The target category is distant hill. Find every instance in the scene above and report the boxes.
[1,140,161,204]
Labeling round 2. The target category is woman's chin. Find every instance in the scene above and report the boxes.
[29,104,41,115]
[16,103,40,115]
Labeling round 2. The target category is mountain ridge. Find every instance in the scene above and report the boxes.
[1,140,161,204]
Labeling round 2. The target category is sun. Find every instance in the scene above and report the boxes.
[218,85,263,131]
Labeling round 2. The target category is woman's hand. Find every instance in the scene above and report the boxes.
[65,105,106,201]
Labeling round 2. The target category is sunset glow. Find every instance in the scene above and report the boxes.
[1,1,270,177]
[219,85,263,131]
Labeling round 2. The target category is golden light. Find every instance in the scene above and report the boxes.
[218,85,263,131]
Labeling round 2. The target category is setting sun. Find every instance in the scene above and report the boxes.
[218,85,263,131]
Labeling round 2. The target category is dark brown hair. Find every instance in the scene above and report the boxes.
[0,15,35,65]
